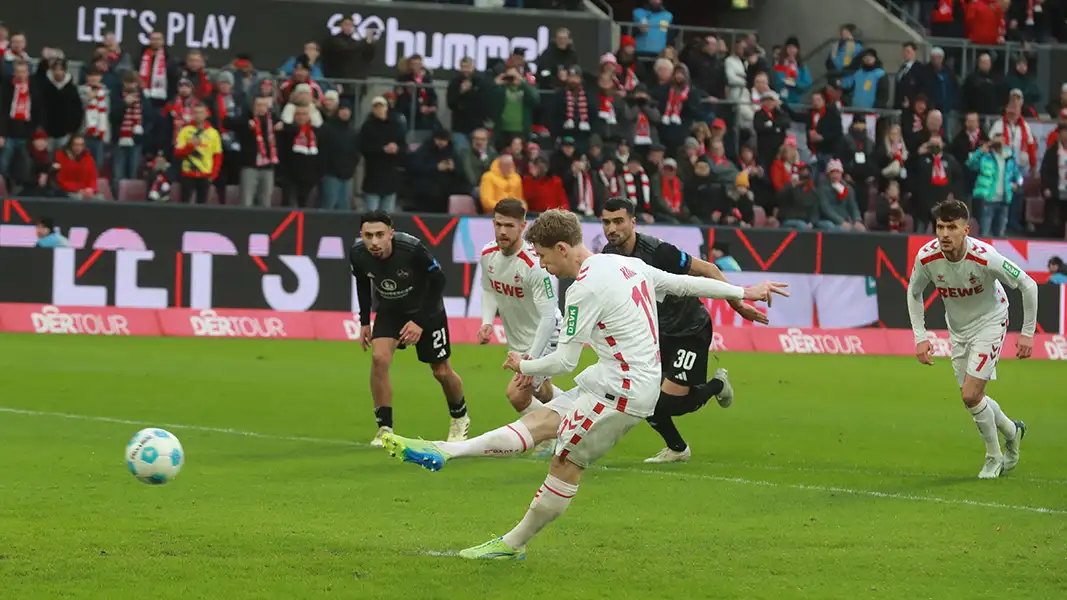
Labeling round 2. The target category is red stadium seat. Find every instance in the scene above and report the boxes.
[117,179,147,202]
[448,195,477,215]
[752,205,767,227]
[863,210,878,231]
[97,179,114,201]
[1025,196,1045,225]
[225,185,241,205]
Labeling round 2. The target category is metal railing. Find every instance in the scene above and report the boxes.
[615,21,756,53]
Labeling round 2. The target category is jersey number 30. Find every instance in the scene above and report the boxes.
[631,281,658,344]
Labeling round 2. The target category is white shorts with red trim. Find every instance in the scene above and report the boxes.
[544,388,642,468]
[950,320,1009,386]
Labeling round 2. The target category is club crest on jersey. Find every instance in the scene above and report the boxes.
[969,273,979,286]
[936,275,945,282]
[396,269,410,279]
[566,306,579,336]
[488,264,494,273]
[381,279,398,291]
[514,273,521,283]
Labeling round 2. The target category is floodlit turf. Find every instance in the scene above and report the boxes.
[0,334,1065,600]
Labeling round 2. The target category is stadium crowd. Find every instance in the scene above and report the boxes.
[1,0,1066,239]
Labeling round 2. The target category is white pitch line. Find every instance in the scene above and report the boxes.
[2,407,1064,516]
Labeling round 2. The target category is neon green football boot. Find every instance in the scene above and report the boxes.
[380,433,450,472]
[458,537,526,560]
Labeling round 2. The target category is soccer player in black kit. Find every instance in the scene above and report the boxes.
[350,211,470,447]
[600,198,768,463]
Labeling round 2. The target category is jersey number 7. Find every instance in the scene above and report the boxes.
[631,281,658,344]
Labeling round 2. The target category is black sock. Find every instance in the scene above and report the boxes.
[448,397,468,419]
[374,406,393,429]
[646,414,688,452]
[690,378,724,406]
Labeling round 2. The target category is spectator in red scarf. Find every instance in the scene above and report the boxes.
[78,67,110,168]
[818,159,864,231]
[161,79,199,156]
[593,59,630,144]
[659,157,697,223]
[55,135,101,199]
[109,71,151,192]
[650,63,701,154]
[786,90,842,176]
[395,54,439,133]
[1,32,30,79]
[234,96,280,207]
[207,71,244,202]
[278,56,324,106]
[754,90,791,168]
[592,157,622,205]
[989,88,1038,175]
[553,65,596,154]
[615,36,645,92]
[277,105,323,207]
[0,59,41,182]
[100,31,133,73]
[967,0,1007,45]
[137,31,179,110]
[1045,108,1067,150]
[523,156,568,213]
[770,137,802,192]
[21,129,58,196]
[911,134,963,232]
[181,50,213,101]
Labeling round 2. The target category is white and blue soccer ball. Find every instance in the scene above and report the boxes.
[126,428,184,485]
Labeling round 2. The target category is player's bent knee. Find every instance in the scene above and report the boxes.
[520,408,561,442]
[960,376,987,407]
[549,454,584,485]
[371,350,392,370]
[429,362,454,381]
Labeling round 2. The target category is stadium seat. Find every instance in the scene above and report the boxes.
[270,187,283,207]
[207,186,220,205]
[1025,196,1045,225]
[169,183,181,203]
[448,195,478,215]
[97,179,114,201]
[863,210,878,231]
[902,214,915,233]
[753,205,767,227]
[117,179,146,202]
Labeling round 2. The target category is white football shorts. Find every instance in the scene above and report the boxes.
[544,388,641,468]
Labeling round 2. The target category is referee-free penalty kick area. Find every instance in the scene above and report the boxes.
[1,334,1064,599]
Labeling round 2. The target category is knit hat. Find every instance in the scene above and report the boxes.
[827,158,844,173]
[662,158,678,169]
[294,83,312,95]
[601,52,618,65]
[735,172,750,188]
[371,96,388,106]
[785,36,800,49]
[711,118,727,130]
[215,71,235,85]
[324,89,340,103]
[930,47,945,57]
[684,137,701,150]
[620,35,637,49]
[178,77,193,88]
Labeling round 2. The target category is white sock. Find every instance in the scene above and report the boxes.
[435,420,533,458]
[984,396,1017,440]
[968,398,1002,458]
[501,475,578,549]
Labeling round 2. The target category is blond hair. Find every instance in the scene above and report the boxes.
[524,209,583,247]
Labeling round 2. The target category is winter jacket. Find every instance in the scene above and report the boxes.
[967,147,1021,204]
[817,180,862,225]
[447,74,488,136]
[54,149,98,194]
[108,89,152,148]
[38,68,84,139]
[319,115,360,179]
[966,0,1005,45]
[523,174,568,212]
[618,99,661,147]
[753,107,791,167]
[961,68,1002,116]
[1040,143,1067,203]
[773,62,812,104]
[461,146,498,188]
[778,181,821,223]
[826,40,863,74]
[533,44,580,90]
[895,60,933,109]
[631,5,674,55]
[844,55,887,110]
[395,71,439,132]
[278,55,324,80]
[487,81,539,138]
[277,124,323,185]
[409,138,463,213]
[724,54,748,104]
[1004,71,1042,109]
[910,152,963,213]
[839,132,878,184]
[925,65,960,112]
[649,78,704,149]
[358,115,406,196]
[788,104,843,156]
[479,158,525,212]
[321,34,375,81]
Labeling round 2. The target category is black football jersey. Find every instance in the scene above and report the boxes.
[350,232,445,317]
[602,232,709,337]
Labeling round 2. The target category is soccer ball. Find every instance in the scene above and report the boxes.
[126,428,184,485]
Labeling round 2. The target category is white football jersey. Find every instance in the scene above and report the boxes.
[558,254,668,418]
[908,237,1032,342]
[480,241,562,355]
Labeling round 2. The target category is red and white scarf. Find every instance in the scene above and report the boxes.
[214,94,233,134]
[292,124,318,156]
[709,154,730,167]
[623,168,650,209]
[167,96,196,143]
[10,80,31,121]
[662,85,689,125]
[564,87,590,131]
[931,154,948,186]
[149,172,170,201]
[1001,115,1034,155]
[1026,0,1039,26]
[634,112,652,146]
[253,115,279,166]
[413,70,429,105]
[932,0,956,23]
[616,64,639,91]
[574,170,595,216]
[597,93,616,125]
[85,85,108,140]
[598,169,620,197]
[139,48,168,100]
[118,93,143,147]
[911,110,925,133]
[831,180,849,200]
[890,140,906,164]
[967,129,981,149]
[661,175,682,213]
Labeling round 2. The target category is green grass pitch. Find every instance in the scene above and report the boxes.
[0,334,1065,600]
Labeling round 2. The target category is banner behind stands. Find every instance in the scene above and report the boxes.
[4,0,609,76]
[1,198,1065,334]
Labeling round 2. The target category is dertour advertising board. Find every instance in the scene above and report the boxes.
[7,0,609,76]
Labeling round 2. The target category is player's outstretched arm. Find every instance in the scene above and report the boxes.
[689,257,769,324]
[510,341,584,377]
[646,264,786,303]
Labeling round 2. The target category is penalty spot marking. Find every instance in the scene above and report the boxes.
[2,406,1063,517]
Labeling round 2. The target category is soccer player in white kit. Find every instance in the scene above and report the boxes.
[380,210,788,559]
[476,200,563,416]
[907,200,1037,479]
